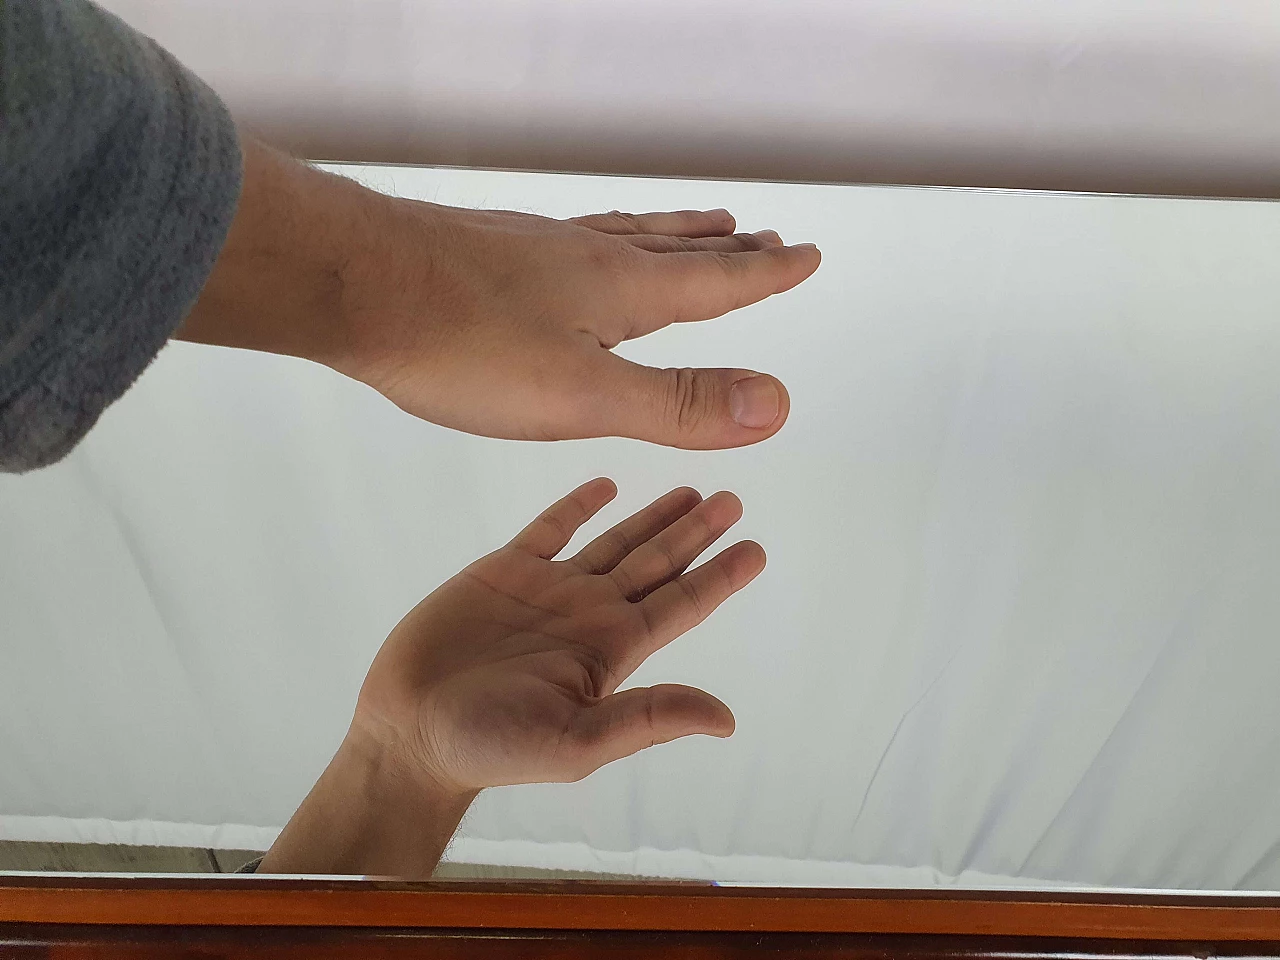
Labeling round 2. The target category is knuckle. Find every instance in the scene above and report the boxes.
[633,593,660,638]
[566,493,593,526]
[608,210,639,233]
[604,529,635,563]
[541,511,572,541]
[677,576,707,620]
[587,238,638,287]
[713,558,735,597]
[690,507,716,542]
[656,536,683,578]
[663,367,720,436]
[712,250,742,276]
[611,563,642,602]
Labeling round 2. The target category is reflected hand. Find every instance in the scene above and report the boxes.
[352,477,761,793]
[259,478,762,878]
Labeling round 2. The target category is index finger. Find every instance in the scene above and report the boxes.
[570,208,736,238]
[634,244,822,333]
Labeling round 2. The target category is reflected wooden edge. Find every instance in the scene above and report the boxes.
[4,878,1280,940]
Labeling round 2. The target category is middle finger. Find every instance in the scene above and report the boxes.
[609,491,744,601]
[569,486,702,574]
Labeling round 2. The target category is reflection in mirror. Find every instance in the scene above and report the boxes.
[3,164,1280,891]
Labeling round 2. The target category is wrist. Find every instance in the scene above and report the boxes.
[174,137,377,374]
[259,726,477,878]
[341,717,475,806]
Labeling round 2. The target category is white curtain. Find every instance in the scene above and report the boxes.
[98,0,1280,198]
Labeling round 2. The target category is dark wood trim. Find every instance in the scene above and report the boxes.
[4,877,1280,941]
[6,926,1280,960]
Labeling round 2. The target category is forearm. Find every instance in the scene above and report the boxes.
[173,137,377,374]
[258,729,477,878]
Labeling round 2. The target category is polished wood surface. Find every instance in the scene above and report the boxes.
[4,878,1280,941]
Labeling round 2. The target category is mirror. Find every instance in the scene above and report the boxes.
[3,163,1279,891]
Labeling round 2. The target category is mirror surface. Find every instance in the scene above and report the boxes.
[3,165,1280,891]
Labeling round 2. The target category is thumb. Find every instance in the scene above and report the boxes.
[562,684,735,780]
[585,353,790,449]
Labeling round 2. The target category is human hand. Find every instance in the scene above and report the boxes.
[179,140,821,450]
[351,477,760,793]
[258,478,761,878]
[341,200,820,449]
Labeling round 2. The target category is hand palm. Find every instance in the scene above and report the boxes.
[353,479,763,793]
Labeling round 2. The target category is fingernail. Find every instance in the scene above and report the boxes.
[729,376,780,429]
[753,229,783,245]
[707,208,732,218]
[792,242,819,250]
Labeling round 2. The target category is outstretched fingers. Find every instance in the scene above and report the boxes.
[570,208,736,238]
[621,230,783,254]
[508,478,618,559]
[569,486,703,574]
[588,529,765,694]
[642,243,822,327]
[626,539,766,668]
[608,491,744,601]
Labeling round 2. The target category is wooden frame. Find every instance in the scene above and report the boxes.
[6,877,1280,957]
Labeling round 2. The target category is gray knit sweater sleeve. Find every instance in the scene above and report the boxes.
[0,0,242,473]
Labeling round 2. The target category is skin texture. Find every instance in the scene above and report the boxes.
[258,479,762,878]
[177,138,821,449]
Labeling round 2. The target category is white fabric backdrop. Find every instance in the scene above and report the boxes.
[96,0,1280,198]
[3,166,1280,889]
